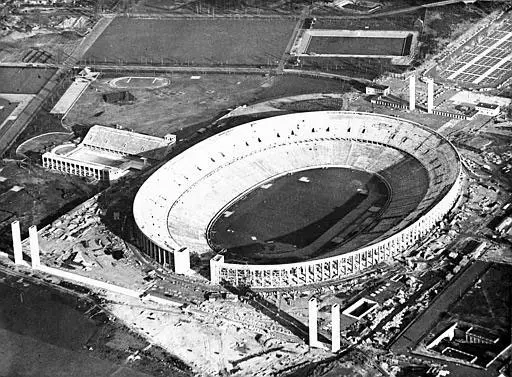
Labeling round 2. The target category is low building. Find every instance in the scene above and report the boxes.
[43,125,176,183]
[365,84,390,96]
[102,91,135,105]
[476,102,500,117]
[50,68,100,118]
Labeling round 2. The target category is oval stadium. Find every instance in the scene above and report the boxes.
[133,111,462,289]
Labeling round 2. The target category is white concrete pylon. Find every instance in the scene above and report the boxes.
[409,75,416,111]
[28,225,40,269]
[11,221,23,265]
[427,78,434,114]
[308,297,318,347]
[331,303,341,352]
[174,247,190,275]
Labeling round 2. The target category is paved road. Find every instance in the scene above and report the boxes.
[277,7,310,74]
[390,260,489,353]
[85,64,274,74]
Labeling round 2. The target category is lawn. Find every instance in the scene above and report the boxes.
[83,17,296,66]
[65,73,354,139]
[0,67,56,94]
[209,167,390,264]
[307,36,409,56]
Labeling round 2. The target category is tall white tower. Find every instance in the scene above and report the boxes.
[331,303,341,352]
[409,75,416,111]
[29,225,40,269]
[11,221,23,265]
[174,247,191,275]
[426,78,434,114]
[308,297,318,347]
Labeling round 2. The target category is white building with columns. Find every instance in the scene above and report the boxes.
[43,125,176,183]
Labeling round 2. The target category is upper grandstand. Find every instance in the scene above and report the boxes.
[43,125,176,182]
[133,111,461,265]
[82,125,176,160]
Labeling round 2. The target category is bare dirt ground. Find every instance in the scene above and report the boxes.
[0,269,191,377]
[104,291,329,376]
[132,0,312,15]
[0,30,82,64]
[32,193,334,376]
[0,160,97,253]
[64,73,352,138]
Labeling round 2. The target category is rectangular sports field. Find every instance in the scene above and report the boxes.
[307,36,408,56]
[84,17,297,66]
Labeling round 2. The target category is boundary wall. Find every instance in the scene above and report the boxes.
[133,111,462,288]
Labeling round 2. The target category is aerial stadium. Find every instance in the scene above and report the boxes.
[133,111,463,289]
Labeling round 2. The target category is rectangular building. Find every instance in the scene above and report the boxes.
[476,102,500,117]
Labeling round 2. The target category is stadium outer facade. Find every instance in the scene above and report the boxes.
[133,111,463,289]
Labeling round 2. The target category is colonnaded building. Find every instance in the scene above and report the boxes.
[43,125,176,182]
[133,111,463,289]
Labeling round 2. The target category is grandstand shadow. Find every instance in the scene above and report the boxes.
[219,191,373,264]
[213,154,428,266]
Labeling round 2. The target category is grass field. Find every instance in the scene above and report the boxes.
[0,67,56,94]
[110,76,169,89]
[391,261,492,356]
[0,98,18,125]
[295,56,406,80]
[307,36,408,56]
[449,263,511,335]
[84,17,296,66]
[209,167,390,264]
[0,275,191,377]
[0,161,96,253]
[313,11,424,31]
[65,73,353,139]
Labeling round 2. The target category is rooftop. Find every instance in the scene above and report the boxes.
[476,102,500,110]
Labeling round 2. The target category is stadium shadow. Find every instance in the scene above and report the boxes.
[221,282,330,345]
[218,190,375,264]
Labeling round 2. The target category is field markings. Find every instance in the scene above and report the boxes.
[473,52,512,84]
[447,31,512,81]
[109,76,169,89]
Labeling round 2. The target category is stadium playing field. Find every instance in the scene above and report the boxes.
[307,36,411,56]
[208,167,390,264]
[84,17,296,66]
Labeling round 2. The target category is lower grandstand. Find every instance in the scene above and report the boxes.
[293,30,418,64]
[133,111,462,288]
